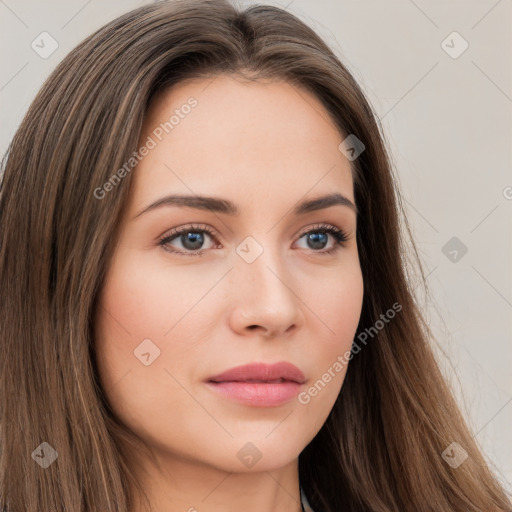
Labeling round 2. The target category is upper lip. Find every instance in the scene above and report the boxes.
[207,362,306,384]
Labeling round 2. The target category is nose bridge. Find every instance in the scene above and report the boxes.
[231,232,300,318]
[235,233,288,290]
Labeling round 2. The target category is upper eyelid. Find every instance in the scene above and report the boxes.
[161,222,347,238]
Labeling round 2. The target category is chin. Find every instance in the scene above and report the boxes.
[228,437,303,473]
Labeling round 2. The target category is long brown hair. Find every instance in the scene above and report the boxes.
[0,1,510,510]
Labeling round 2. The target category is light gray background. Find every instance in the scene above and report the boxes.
[1,0,511,495]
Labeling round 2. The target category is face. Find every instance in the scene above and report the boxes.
[94,74,364,476]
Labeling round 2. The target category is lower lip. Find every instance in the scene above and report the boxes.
[205,381,302,407]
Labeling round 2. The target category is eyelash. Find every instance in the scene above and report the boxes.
[158,222,349,257]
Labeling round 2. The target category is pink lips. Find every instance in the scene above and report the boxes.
[205,362,306,407]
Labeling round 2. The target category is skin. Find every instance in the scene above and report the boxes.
[94,74,364,512]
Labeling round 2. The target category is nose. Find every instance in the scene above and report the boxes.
[227,241,305,338]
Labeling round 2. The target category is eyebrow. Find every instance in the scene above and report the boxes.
[133,192,357,219]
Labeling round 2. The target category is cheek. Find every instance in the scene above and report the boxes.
[93,254,205,448]
[309,263,364,350]
[99,253,195,336]
[93,251,194,393]
[94,247,219,372]
[295,266,363,418]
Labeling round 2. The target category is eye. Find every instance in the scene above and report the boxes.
[158,222,349,256]
[294,223,349,255]
[158,223,218,256]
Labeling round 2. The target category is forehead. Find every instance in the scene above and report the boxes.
[131,74,354,212]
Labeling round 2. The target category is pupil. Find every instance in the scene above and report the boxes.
[182,232,204,250]
[308,232,327,249]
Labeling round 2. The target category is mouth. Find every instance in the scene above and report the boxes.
[206,361,306,384]
[205,362,305,407]
[208,378,295,384]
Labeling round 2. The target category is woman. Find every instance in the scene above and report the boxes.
[0,0,510,511]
